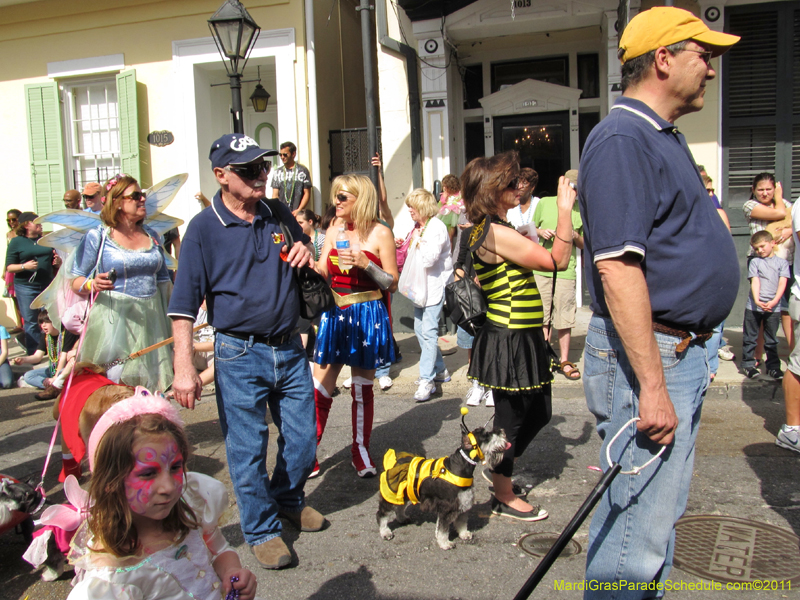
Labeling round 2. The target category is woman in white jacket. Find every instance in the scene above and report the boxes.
[404,189,454,402]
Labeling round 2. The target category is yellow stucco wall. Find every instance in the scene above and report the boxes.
[0,0,310,267]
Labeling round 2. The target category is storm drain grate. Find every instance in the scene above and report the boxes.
[674,515,800,584]
[518,533,581,559]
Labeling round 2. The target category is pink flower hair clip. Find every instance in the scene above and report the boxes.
[105,173,130,191]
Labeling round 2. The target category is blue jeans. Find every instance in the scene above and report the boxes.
[0,360,13,388]
[375,363,390,378]
[214,332,317,546]
[583,315,709,599]
[23,366,49,389]
[414,296,445,381]
[14,281,44,355]
[741,309,781,371]
[705,319,725,377]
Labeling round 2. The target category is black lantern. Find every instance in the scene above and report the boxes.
[208,0,261,133]
[249,66,270,112]
[250,83,270,112]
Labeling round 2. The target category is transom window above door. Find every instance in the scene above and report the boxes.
[491,56,568,93]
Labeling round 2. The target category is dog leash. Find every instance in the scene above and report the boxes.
[99,322,208,370]
[512,418,667,600]
[36,286,99,500]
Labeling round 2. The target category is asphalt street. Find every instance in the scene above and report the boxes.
[1,307,797,600]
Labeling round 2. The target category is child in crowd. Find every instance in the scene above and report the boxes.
[437,174,463,246]
[67,390,256,600]
[0,322,12,388]
[742,230,790,380]
[13,310,72,399]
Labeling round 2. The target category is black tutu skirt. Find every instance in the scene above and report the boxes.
[467,320,554,393]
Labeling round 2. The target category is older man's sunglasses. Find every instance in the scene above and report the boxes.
[228,162,271,180]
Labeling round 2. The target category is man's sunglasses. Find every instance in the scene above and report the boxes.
[82,194,98,201]
[122,191,147,201]
[279,152,292,158]
[683,49,713,66]
[228,162,271,180]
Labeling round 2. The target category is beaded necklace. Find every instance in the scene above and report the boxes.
[46,333,61,376]
[281,165,298,208]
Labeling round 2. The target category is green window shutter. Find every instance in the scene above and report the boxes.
[25,82,65,215]
[117,69,140,181]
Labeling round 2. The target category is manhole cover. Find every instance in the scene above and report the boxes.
[674,515,800,584]
[519,533,581,559]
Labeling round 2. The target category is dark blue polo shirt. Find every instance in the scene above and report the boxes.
[168,192,308,337]
[578,96,739,332]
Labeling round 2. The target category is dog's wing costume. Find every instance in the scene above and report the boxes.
[379,449,474,505]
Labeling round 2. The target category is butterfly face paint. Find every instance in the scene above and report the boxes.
[124,434,184,520]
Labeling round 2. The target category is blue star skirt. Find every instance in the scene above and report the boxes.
[313,299,395,370]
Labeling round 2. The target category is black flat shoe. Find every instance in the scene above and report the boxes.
[490,496,548,522]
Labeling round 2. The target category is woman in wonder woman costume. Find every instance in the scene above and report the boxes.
[312,175,399,478]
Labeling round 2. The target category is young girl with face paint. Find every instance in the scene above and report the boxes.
[66,389,257,600]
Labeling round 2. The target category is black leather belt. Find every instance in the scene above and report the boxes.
[217,330,293,346]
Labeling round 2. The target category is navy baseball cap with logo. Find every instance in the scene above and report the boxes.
[209,133,278,170]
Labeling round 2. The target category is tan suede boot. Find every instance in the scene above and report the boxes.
[251,537,291,569]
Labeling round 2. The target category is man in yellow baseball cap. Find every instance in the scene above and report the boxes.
[578,7,740,597]
[619,6,740,64]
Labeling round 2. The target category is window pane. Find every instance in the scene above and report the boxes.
[66,79,121,189]
[462,64,483,110]
[577,54,599,99]
[491,57,567,93]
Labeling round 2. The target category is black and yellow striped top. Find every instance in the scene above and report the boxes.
[468,216,541,328]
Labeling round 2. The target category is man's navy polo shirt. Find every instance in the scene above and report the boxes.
[168,192,308,337]
[578,96,739,332]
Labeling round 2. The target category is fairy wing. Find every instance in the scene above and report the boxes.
[37,228,87,254]
[34,209,100,232]
[144,213,184,237]
[145,173,188,218]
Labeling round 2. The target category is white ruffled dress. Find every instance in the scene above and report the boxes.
[67,473,234,600]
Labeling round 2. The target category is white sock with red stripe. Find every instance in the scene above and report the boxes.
[350,376,375,471]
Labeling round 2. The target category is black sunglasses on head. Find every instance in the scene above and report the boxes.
[228,162,271,180]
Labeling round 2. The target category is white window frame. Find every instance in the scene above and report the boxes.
[61,75,122,190]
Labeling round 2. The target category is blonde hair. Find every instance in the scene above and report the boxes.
[404,188,439,221]
[100,175,140,228]
[330,174,378,241]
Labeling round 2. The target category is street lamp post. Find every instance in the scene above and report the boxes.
[208,0,261,134]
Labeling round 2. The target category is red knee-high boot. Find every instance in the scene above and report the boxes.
[313,378,333,444]
[350,376,375,477]
[311,378,333,478]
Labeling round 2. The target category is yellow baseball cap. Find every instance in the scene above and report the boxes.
[619,7,740,64]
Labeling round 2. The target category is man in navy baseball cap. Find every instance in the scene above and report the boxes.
[209,133,278,170]
[170,131,323,570]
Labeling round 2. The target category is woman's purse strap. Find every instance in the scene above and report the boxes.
[548,255,558,333]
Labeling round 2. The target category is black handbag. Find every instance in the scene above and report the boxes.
[444,228,487,335]
[268,200,335,320]
[444,274,487,336]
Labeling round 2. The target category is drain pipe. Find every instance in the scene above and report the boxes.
[375,0,423,188]
[304,0,322,214]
